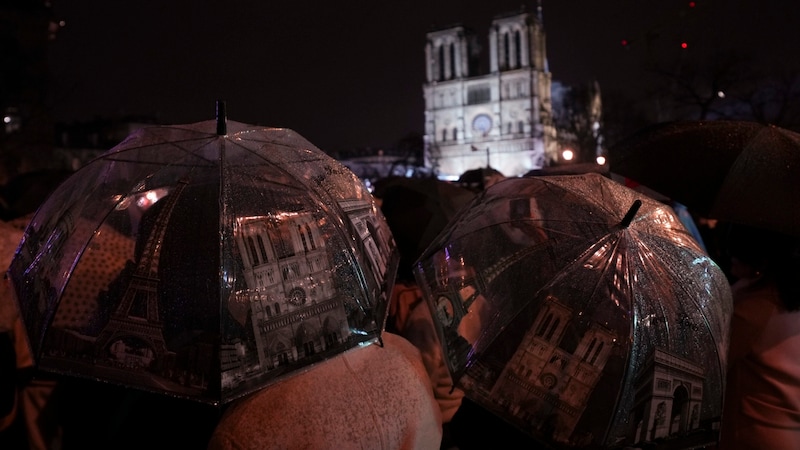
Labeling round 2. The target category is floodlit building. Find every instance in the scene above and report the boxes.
[423,4,560,178]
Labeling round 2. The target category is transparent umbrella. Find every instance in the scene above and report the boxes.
[413,173,732,449]
[7,104,398,405]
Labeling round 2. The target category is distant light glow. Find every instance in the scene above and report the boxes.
[596,155,607,165]
[681,42,689,49]
[562,149,574,161]
[717,90,726,98]
[136,188,168,208]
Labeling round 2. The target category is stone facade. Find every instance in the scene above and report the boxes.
[423,5,560,178]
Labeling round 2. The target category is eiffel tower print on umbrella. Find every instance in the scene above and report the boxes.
[91,179,189,385]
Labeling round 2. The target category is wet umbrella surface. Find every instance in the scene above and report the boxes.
[7,117,398,405]
[413,173,732,449]
[609,120,800,238]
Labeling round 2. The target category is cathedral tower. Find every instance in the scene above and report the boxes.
[423,2,559,178]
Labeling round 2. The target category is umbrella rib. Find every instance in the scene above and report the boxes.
[103,137,221,167]
[637,233,720,352]
[470,228,623,363]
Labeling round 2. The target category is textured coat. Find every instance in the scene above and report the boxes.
[208,332,442,450]
[720,277,800,450]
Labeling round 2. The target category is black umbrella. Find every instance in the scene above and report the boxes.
[609,120,800,237]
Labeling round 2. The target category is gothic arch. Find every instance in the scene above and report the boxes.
[273,340,292,366]
[670,385,690,435]
[322,316,343,349]
[295,323,320,358]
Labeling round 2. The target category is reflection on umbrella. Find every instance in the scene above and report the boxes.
[523,162,610,178]
[413,173,732,448]
[7,105,398,405]
[609,120,800,237]
[373,176,474,278]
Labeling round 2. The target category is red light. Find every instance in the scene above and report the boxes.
[689,1,696,7]
[681,42,688,49]
[621,39,629,46]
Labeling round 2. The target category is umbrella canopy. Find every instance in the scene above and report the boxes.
[413,173,732,448]
[609,120,800,237]
[7,114,398,405]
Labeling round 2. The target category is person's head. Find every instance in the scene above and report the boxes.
[378,186,432,283]
[722,222,800,310]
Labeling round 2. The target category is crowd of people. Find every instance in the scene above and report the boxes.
[717,224,800,449]
[1,161,799,450]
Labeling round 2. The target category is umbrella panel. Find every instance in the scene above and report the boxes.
[9,122,398,405]
[414,174,732,448]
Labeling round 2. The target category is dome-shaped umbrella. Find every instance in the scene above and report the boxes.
[7,104,398,406]
[413,173,732,448]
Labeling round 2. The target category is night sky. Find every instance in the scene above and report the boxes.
[45,0,798,152]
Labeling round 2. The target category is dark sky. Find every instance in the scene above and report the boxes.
[46,0,797,152]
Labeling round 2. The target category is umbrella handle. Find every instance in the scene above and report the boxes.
[619,200,642,228]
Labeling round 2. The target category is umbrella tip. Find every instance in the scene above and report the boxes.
[619,199,642,229]
[216,100,227,135]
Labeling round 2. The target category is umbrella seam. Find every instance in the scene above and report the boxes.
[341,352,387,450]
